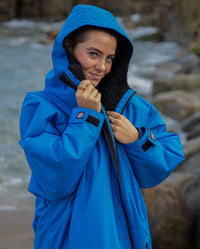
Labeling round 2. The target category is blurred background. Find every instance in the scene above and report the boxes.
[0,0,200,248]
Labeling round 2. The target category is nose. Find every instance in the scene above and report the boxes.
[96,58,106,72]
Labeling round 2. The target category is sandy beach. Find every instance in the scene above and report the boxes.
[0,205,34,249]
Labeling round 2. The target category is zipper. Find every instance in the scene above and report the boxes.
[101,91,142,249]
[120,91,136,114]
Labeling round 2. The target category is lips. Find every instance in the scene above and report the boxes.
[89,72,103,80]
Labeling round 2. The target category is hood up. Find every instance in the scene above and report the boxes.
[45,4,134,110]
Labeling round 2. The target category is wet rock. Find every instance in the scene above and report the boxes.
[3,0,74,20]
[0,0,16,20]
[165,170,200,248]
[16,0,42,18]
[179,152,200,176]
[187,123,200,140]
[154,61,183,80]
[40,0,73,20]
[142,183,193,249]
[176,0,200,37]
[189,39,200,57]
[179,53,200,74]
[165,171,196,191]
[135,29,164,42]
[182,137,200,159]
[152,90,200,120]
[193,211,200,249]
[182,176,200,216]
[182,111,200,132]
[153,74,200,95]
[182,110,200,140]
[168,157,200,216]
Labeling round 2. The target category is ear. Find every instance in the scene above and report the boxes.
[63,37,72,52]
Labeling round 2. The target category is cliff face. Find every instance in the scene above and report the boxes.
[0,0,74,21]
[0,0,199,40]
[177,0,200,36]
[0,0,164,20]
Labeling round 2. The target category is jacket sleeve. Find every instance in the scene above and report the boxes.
[19,93,105,200]
[124,98,185,188]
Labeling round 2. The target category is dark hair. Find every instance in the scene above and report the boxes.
[62,25,119,51]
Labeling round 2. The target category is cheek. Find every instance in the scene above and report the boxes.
[78,58,92,71]
[74,52,91,71]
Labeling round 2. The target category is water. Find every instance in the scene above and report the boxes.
[0,21,53,207]
[0,19,182,207]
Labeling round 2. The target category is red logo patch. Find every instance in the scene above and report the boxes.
[76,112,85,119]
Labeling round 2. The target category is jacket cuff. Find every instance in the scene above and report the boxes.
[69,107,105,127]
[125,127,156,153]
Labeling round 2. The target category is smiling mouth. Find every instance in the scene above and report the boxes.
[89,72,103,80]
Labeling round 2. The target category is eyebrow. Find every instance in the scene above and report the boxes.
[87,47,116,57]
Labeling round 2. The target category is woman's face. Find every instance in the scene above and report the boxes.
[71,30,117,87]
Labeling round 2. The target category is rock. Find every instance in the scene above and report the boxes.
[182,137,200,159]
[193,211,200,249]
[187,123,200,140]
[178,152,200,176]
[40,0,73,20]
[189,88,200,98]
[154,61,183,80]
[8,0,74,20]
[178,52,200,74]
[165,171,196,191]
[17,0,41,18]
[142,183,193,249]
[165,171,200,248]
[153,74,200,95]
[136,30,164,42]
[0,0,16,20]
[182,107,200,140]
[189,40,200,57]
[133,13,158,27]
[176,0,200,37]
[152,90,200,120]
[182,176,200,216]
[182,110,200,132]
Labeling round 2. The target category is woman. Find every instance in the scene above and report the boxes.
[19,4,184,249]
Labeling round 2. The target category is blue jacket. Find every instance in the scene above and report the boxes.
[19,5,185,249]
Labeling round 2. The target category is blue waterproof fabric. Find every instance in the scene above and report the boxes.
[19,4,185,249]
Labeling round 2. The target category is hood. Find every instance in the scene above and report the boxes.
[45,4,134,110]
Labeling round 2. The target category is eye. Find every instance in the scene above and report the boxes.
[89,52,98,58]
[106,56,115,63]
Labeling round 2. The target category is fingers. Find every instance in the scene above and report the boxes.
[107,111,140,143]
[107,111,122,124]
[78,83,100,102]
[107,111,121,118]
[78,80,91,90]
[76,80,101,112]
[107,111,118,115]
[77,80,97,96]
[78,86,85,91]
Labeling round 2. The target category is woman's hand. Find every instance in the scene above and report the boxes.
[76,80,101,112]
[107,111,139,144]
